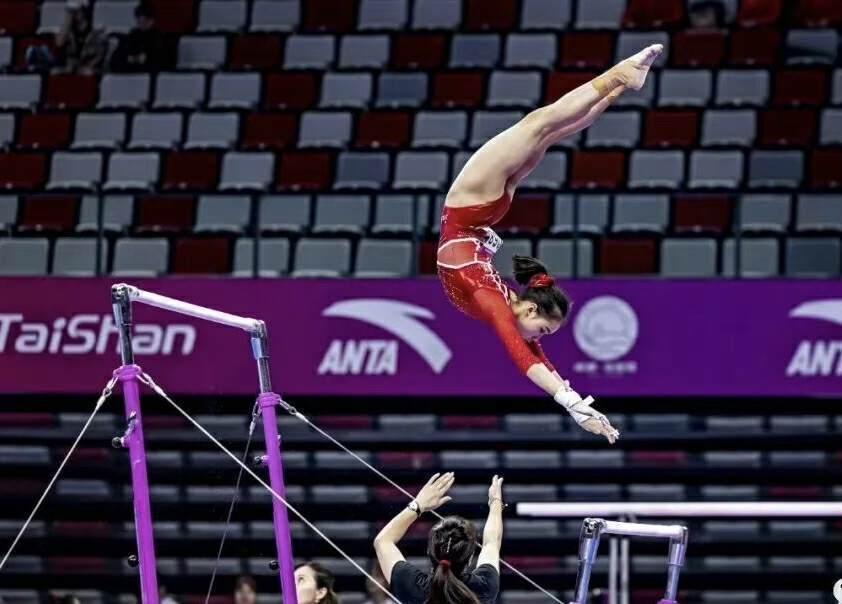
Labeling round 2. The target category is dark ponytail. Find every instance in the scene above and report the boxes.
[297,562,340,604]
[426,517,481,604]
[511,255,571,321]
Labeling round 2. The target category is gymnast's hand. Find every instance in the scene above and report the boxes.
[574,399,620,444]
[414,472,455,513]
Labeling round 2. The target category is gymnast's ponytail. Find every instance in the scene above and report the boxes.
[427,517,481,604]
[511,255,571,322]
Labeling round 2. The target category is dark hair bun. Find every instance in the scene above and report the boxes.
[512,255,551,286]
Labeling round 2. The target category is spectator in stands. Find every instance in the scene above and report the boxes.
[295,562,340,604]
[688,1,726,28]
[234,575,258,604]
[363,562,390,604]
[110,2,173,73]
[374,473,503,604]
[159,585,180,604]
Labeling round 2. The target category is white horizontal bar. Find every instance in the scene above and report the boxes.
[123,285,261,332]
[518,502,842,518]
[601,520,684,540]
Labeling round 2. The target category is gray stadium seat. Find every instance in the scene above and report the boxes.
[320,72,373,109]
[299,111,353,148]
[488,71,542,108]
[219,152,274,191]
[284,35,335,69]
[658,70,712,107]
[722,238,780,277]
[195,195,252,233]
[0,238,49,275]
[379,414,437,433]
[72,113,126,150]
[507,484,561,501]
[504,34,557,68]
[703,451,761,468]
[765,592,823,604]
[0,38,11,70]
[372,194,429,234]
[209,73,260,109]
[612,72,657,108]
[0,113,13,148]
[393,151,449,189]
[129,113,183,150]
[47,152,103,191]
[564,484,621,500]
[339,35,389,68]
[185,112,239,149]
[292,238,352,277]
[233,238,291,277]
[334,152,390,189]
[0,75,41,110]
[56,478,111,500]
[359,0,409,30]
[250,0,300,32]
[796,194,842,233]
[451,152,472,182]
[177,36,226,69]
[820,109,842,145]
[197,0,247,32]
[98,74,150,109]
[153,73,206,109]
[505,414,563,433]
[700,109,756,147]
[575,0,625,28]
[470,111,524,148]
[450,34,501,68]
[104,152,159,191]
[613,194,669,233]
[628,151,684,189]
[615,32,669,66]
[769,451,826,467]
[94,1,135,33]
[522,0,571,29]
[494,239,533,278]
[739,194,791,233]
[786,29,838,65]
[503,451,563,469]
[441,450,498,469]
[536,239,593,276]
[585,111,640,148]
[77,195,134,233]
[38,2,66,33]
[413,111,468,148]
[521,152,567,189]
[313,195,370,234]
[0,196,17,229]
[551,194,609,234]
[627,484,686,501]
[259,195,312,233]
[705,415,764,433]
[833,69,842,105]
[354,239,413,276]
[111,238,169,276]
[749,151,803,188]
[688,150,744,189]
[785,237,841,277]
[661,238,718,277]
[715,70,770,106]
[314,451,372,469]
[52,237,105,276]
[699,590,760,602]
[412,0,462,29]
[376,72,428,108]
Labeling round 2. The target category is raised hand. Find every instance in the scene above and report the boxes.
[414,472,455,513]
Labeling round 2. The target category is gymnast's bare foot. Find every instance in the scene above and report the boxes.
[620,44,664,91]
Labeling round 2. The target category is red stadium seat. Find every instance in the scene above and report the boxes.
[729,28,781,66]
[760,108,817,146]
[570,151,625,189]
[600,238,657,274]
[135,195,195,233]
[672,30,726,67]
[17,113,72,150]
[303,0,356,32]
[18,195,79,233]
[0,0,37,35]
[229,34,283,70]
[375,452,436,469]
[766,486,824,499]
[738,0,783,27]
[355,111,411,149]
[673,194,732,234]
[172,237,231,274]
[242,113,298,151]
[276,151,333,191]
[432,71,485,108]
[52,521,110,537]
[392,33,447,69]
[630,451,689,467]
[465,0,517,31]
[162,152,220,191]
[644,111,699,148]
[0,153,46,191]
[320,415,374,430]
[0,412,54,427]
[794,0,842,27]
[623,0,685,28]
[265,72,319,110]
[47,557,109,574]
[442,415,500,430]
[560,32,613,69]
[809,148,842,189]
[773,69,828,106]
[44,74,97,110]
[146,0,195,34]
[545,71,598,103]
[495,194,551,234]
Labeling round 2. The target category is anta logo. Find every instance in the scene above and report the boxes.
[0,313,196,356]
[786,300,842,377]
[317,299,452,376]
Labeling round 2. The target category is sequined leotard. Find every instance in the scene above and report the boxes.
[437,193,556,375]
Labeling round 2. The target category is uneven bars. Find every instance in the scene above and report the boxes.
[517,502,842,518]
[600,520,685,540]
[119,284,261,333]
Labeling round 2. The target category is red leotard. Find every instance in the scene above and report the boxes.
[437,193,556,375]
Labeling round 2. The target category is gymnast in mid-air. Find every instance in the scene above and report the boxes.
[437,44,664,444]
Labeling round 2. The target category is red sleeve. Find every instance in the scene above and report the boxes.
[529,340,556,374]
[471,289,551,375]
